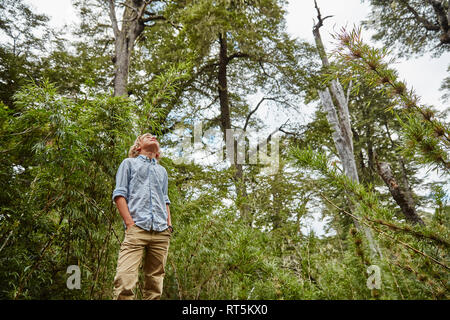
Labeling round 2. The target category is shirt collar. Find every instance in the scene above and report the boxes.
[137,154,157,165]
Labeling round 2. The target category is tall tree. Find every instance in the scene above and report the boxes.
[362,0,450,101]
[312,1,382,257]
[72,0,178,97]
[320,42,427,225]
[0,0,50,108]
[107,0,175,96]
[141,0,316,223]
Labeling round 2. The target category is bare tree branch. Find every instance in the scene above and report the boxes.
[227,51,251,63]
[246,119,289,161]
[142,14,167,23]
[119,1,140,15]
[108,0,120,38]
[243,97,268,131]
[313,0,333,34]
[399,0,440,31]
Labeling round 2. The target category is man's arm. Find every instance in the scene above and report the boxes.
[166,203,171,226]
[112,159,134,231]
[115,196,135,231]
[162,169,172,229]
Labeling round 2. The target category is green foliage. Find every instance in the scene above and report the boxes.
[289,146,450,299]
[133,0,317,134]
[1,80,138,299]
[0,0,51,109]
[1,0,448,301]
[164,209,306,299]
[362,0,449,58]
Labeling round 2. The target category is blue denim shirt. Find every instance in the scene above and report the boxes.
[112,154,171,232]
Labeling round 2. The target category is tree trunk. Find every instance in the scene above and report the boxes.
[271,162,285,230]
[382,121,424,225]
[313,2,382,258]
[218,31,250,224]
[376,160,425,225]
[108,0,147,97]
[218,32,232,133]
[427,0,450,44]
[114,34,132,97]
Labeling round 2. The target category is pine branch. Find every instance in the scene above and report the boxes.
[332,27,450,171]
[319,192,449,271]
[367,217,449,248]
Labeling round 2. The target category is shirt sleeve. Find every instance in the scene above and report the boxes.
[112,159,131,202]
[162,169,171,205]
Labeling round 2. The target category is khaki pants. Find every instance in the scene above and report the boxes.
[113,225,171,300]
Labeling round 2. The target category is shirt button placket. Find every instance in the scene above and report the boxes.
[152,166,156,231]
[148,163,153,231]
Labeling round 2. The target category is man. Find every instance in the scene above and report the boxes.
[112,133,173,300]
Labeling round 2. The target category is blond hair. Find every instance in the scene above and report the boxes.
[128,133,162,160]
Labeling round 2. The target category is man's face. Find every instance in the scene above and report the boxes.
[141,134,159,153]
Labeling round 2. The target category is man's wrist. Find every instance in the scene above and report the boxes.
[167,225,173,233]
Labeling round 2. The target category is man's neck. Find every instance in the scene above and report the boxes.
[139,151,157,160]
